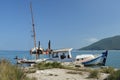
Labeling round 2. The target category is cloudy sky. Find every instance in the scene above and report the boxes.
[0,0,120,50]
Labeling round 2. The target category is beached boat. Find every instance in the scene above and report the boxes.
[15,48,73,64]
[47,49,108,66]
[75,50,108,66]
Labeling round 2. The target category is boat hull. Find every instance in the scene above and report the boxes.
[76,51,108,66]
[16,58,47,64]
[82,55,104,66]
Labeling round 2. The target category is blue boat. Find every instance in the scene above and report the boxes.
[75,51,108,66]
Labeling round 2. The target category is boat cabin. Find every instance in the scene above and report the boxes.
[48,48,73,62]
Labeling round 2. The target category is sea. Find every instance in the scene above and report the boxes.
[0,50,120,69]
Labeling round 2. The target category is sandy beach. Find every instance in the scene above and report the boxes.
[27,68,108,80]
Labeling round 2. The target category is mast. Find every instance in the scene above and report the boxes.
[30,2,38,59]
[30,2,36,49]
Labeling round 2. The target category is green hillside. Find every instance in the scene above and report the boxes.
[80,35,120,50]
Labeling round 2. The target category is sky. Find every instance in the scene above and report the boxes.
[0,0,120,50]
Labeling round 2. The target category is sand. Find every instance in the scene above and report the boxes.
[27,68,108,80]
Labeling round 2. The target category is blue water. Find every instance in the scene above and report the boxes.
[0,50,120,68]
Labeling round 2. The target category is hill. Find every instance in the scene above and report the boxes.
[80,35,120,50]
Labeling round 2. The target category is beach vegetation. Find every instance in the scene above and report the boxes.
[0,59,36,80]
[105,69,120,80]
[67,71,82,75]
[25,68,36,73]
[88,70,100,79]
[77,68,92,72]
[35,62,64,70]
[100,67,114,74]
[34,61,94,73]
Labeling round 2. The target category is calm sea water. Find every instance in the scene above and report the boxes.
[0,50,120,68]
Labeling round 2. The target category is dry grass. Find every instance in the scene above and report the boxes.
[0,59,36,80]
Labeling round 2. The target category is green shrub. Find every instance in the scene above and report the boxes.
[35,62,64,70]
[0,59,35,80]
[101,67,114,74]
[67,71,82,75]
[52,62,63,68]
[106,70,120,80]
[88,70,100,79]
